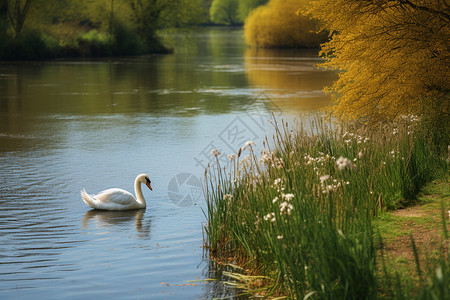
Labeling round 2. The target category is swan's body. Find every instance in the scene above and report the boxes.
[81,174,152,210]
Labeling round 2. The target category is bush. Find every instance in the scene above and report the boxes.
[244,0,327,48]
[0,31,59,60]
[111,20,146,56]
[76,30,113,57]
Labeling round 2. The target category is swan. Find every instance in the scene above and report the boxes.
[81,174,152,210]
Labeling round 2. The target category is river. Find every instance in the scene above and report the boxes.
[0,27,335,299]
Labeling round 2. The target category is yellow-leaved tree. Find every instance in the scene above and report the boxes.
[245,0,326,48]
[306,0,449,123]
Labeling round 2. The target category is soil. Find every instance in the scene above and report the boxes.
[381,181,449,269]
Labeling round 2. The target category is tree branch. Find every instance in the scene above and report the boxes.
[397,0,450,21]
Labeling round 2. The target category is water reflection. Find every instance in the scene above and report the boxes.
[82,209,151,238]
[244,48,337,112]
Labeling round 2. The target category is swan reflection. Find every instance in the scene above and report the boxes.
[82,209,151,238]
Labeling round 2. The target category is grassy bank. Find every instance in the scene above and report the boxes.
[203,116,448,298]
[0,22,170,60]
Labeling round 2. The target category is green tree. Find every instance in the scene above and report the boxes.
[237,0,268,21]
[6,0,36,34]
[128,0,168,48]
[210,0,239,25]
[210,0,268,24]
[160,0,207,27]
[307,0,449,123]
[0,0,7,32]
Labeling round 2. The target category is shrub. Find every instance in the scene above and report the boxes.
[111,19,146,56]
[244,0,327,48]
[0,31,59,60]
[76,30,113,57]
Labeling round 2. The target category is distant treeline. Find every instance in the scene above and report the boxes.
[0,0,269,60]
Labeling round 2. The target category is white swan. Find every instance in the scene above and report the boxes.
[81,174,152,210]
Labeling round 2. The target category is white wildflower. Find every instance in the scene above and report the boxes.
[320,175,330,184]
[259,154,270,164]
[336,156,353,171]
[272,157,283,169]
[227,154,236,160]
[282,193,295,202]
[264,212,276,223]
[243,140,255,150]
[358,151,363,159]
[436,266,443,281]
[280,201,293,215]
[277,235,283,240]
[211,149,221,157]
[241,155,251,166]
[272,196,279,203]
[274,178,282,186]
[224,194,233,201]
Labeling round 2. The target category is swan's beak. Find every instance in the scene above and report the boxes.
[146,182,152,190]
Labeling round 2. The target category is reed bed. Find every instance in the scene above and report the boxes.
[203,116,448,299]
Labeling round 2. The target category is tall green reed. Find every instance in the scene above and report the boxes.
[203,116,446,298]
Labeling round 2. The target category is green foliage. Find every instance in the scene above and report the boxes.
[237,0,269,22]
[0,30,59,59]
[1,0,210,59]
[110,19,145,55]
[203,116,448,298]
[160,0,208,27]
[210,0,240,25]
[76,30,113,57]
[210,0,269,25]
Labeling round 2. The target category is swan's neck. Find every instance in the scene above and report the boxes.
[134,178,146,208]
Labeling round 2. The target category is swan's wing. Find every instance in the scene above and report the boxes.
[95,188,136,205]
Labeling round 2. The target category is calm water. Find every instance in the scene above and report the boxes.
[0,28,335,299]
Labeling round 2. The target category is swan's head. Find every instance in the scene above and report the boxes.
[138,174,152,191]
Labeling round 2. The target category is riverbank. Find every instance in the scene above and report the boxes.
[203,116,448,298]
[0,25,171,61]
[376,177,449,298]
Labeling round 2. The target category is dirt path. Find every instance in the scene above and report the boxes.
[380,179,449,271]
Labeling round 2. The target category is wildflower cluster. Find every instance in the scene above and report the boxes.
[304,153,334,175]
[280,193,294,215]
[211,149,221,157]
[342,131,370,145]
[264,177,295,224]
[319,174,349,194]
[336,156,353,171]
[243,140,255,150]
[263,212,276,223]
[227,154,236,161]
